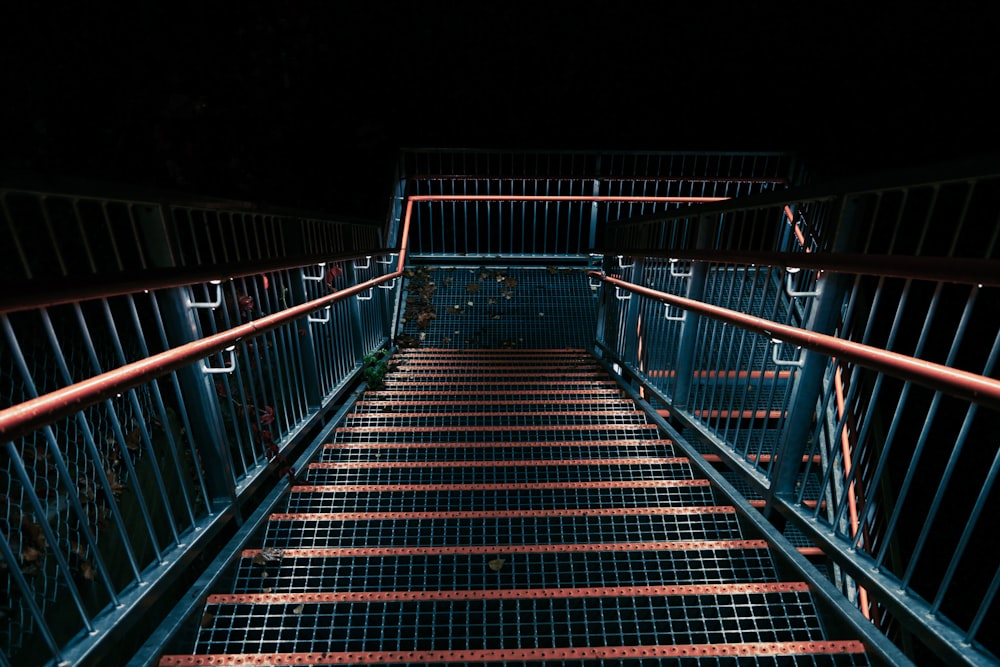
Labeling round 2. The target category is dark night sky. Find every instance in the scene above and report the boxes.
[3,3,998,218]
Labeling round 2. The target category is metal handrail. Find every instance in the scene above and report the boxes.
[593,249,1000,287]
[590,272,1000,411]
[0,205,412,444]
[0,249,394,315]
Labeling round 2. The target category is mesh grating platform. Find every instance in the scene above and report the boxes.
[398,267,599,349]
[161,346,871,666]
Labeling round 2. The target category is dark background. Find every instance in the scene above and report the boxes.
[3,3,998,218]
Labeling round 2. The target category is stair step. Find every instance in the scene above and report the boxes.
[263,507,744,548]
[234,539,781,591]
[284,483,716,513]
[162,339,870,666]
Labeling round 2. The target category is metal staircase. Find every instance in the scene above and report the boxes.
[158,345,871,666]
[5,151,999,667]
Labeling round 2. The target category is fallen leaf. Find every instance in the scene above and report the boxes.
[263,587,273,593]
[504,277,518,288]
[125,427,142,451]
[547,266,558,275]
[201,613,214,628]
[466,283,480,293]
[80,561,95,581]
[488,557,506,572]
[292,604,305,614]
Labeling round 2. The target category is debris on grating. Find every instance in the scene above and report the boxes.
[488,557,506,572]
[252,547,284,566]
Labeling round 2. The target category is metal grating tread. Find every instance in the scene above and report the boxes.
[163,345,870,666]
[398,267,599,349]
[319,441,677,462]
[283,485,719,513]
[300,459,699,485]
[352,400,638,413]
[160,649,870,666]
[194,587,825,654]
[332,425,662,444]
[233,542,782,593]
[262,511,746,549]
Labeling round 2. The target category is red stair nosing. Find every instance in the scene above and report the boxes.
[290,480,712,493]
[159,641,867,665]
[270,506,735,521]
[322,439,673,449]
[241,538,770,558]
[207,581,809,604]
[336,424,659,433]
[307,457,689,469]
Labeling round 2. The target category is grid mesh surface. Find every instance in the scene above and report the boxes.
[320,443,677,463]
[197,591,823,654]
[301,461,698,485]
[284,486,718,513]
[232,547,781,593]
[263,513,745,549]
[399,267,599,349]
[179,345,869,665]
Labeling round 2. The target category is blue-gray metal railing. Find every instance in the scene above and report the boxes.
[399,149,799,258]
[0,185,398,667]
[593,157,1000,666]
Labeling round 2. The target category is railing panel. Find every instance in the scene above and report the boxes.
[1,181,389,666]
[589,159,1000,664]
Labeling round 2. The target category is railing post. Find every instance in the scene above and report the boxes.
[293,269,323,409]
[134,203,241,514]
[765,196,860,518]
[158,288,241,517]
[670,214,713,410]
[346,261,368,360]
[619,258,644,373]
[588,156,602,251]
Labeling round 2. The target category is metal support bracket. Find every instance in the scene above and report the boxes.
[302,262,327,282]
[187,281,223,308]
[307,306,331,323]
[617,255,634,269]
[356,287,374,301]
[772,339,806,368]
[376,254,397,265]
[200,345,237,374]
[615,286,632,301]
[669,258,693,278]
[664,304,686,321]
[378,278,398,290]
[354,256,372,270]
[786,267,821,298]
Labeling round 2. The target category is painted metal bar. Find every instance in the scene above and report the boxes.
[590,273,1000,411]
[270,506,735,521]
[308,457,688,468]
[158,642,867,665]
[291,481,711,492]
[322,439,674,449]
[241,539,769,558]
[0,520,64,662]
[0,237,388,316]
[208,582,809,604]
[605,249,1000,286]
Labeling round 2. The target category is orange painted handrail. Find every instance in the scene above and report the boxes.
[592,272,1000,411]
